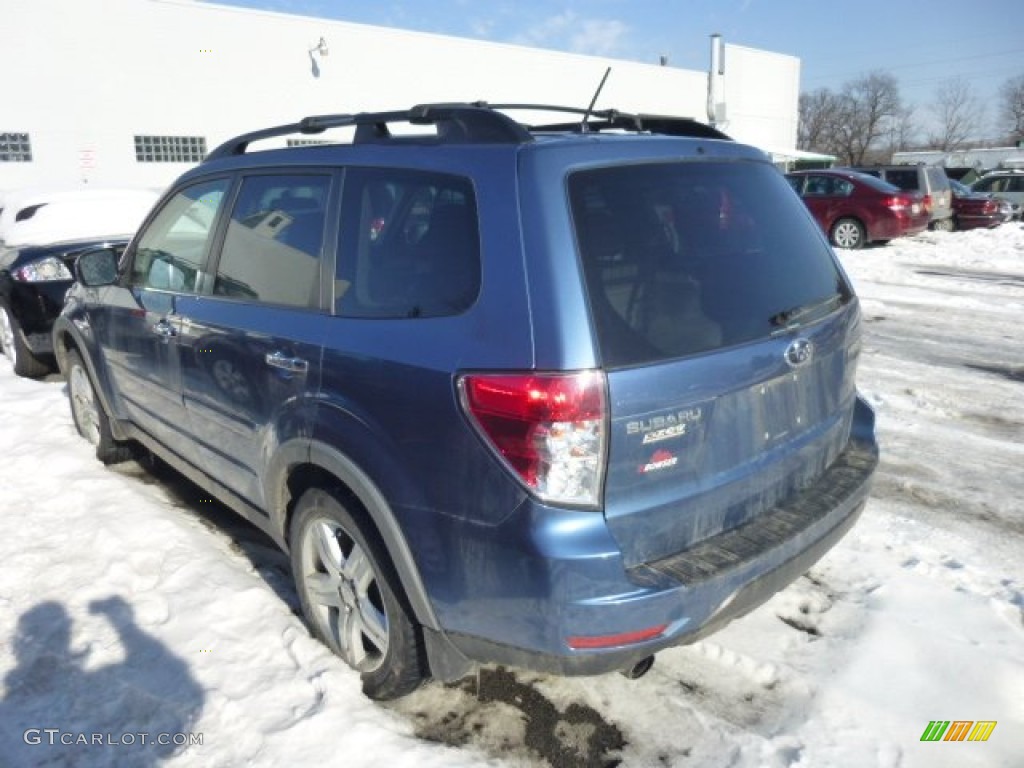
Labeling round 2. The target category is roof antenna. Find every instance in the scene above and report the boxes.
[581,67,612,132]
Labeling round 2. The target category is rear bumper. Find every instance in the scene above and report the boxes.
[955,212,1003,230]
[437,398,878,676]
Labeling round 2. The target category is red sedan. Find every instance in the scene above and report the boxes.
[785,169,930,249]
[949,179,1008,230]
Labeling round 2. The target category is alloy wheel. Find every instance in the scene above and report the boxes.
[299,516,390,672]
[69,363,102,445]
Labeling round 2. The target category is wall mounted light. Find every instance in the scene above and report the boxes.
[308,37,328,78]
[309,37,329,57]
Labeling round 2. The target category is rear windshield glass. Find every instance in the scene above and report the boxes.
[570,161,850,367]
[849,172,901,194]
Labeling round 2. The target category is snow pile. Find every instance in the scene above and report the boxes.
[1,224,1022,767]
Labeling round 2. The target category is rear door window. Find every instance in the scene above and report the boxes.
[213,173,330,307]
[570,161,850,367]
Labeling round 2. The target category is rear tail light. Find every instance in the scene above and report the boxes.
[459,371,607,508]
[884,196,909,212]
[922,193,933,213]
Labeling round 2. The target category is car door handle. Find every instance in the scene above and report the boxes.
[265,351,309,374]
[152,319,177,338]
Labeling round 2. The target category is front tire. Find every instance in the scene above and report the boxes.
[66,349,133,464]
[830,218,866,249]
[0,302,50,378]
[290,487,427,700]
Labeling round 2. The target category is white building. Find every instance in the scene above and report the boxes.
[1,0,801,192]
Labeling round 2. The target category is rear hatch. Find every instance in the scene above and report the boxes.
[570,160,861,567]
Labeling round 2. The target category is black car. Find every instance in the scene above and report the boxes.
[1,238,128,376]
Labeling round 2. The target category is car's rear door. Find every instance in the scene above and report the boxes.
[177,171,334,507]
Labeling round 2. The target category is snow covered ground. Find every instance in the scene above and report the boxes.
[1,224,1022,768]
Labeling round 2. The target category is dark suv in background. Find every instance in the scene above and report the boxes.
[55,103,878,700]
[850,164,954,231]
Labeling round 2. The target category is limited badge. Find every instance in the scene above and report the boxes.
[638,449,678,474]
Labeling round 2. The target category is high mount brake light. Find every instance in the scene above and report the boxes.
[459,371,607,508]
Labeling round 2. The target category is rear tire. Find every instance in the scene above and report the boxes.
[290,487,427,700]
[829,218,865,250]
[66,349,134,464]
[0,302,51,378]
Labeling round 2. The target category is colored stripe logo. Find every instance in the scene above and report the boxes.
[920,720,997,742]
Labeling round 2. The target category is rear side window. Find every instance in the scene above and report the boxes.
[801,175,852,197]
[884,169,918,190]
[336,168,480,318]
[570,161,850,367]
[213,173,330,307]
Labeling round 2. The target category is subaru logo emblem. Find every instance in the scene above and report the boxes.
[785,338,814,368]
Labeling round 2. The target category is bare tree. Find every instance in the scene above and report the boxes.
[999,74,1024,145]
[798,88,839,153]
[830,71,902,165]
[883,105,918,158]
[928,76,983,151]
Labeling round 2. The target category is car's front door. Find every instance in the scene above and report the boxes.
[177,172,333,507]
[98,178,231,463]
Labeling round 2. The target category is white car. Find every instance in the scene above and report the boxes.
[969,170,1024,219]
[0,186,159,246]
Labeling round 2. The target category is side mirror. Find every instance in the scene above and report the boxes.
[75,247,119,287]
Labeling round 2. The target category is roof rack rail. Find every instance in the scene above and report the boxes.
[203,101,731,163]
[478,103,732,140]
[204,103,533,162]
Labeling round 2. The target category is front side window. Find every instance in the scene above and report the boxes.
[213,174,330,307]
[336,168,480,318]
[570,161,849,367]
[130,179,229,292]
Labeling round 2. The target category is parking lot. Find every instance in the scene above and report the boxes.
[1,224,1022,767]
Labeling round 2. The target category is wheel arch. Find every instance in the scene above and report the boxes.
[269,441,441,633]
[53,318,131,442]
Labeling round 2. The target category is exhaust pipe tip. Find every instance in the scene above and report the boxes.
[620,654,655,680]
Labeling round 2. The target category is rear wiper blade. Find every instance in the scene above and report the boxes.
[770,292,844,330]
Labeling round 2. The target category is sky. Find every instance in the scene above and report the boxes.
[2,220,1023,766]
[205,0,1024,142]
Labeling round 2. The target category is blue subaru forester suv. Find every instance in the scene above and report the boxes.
[54,103,877,700]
